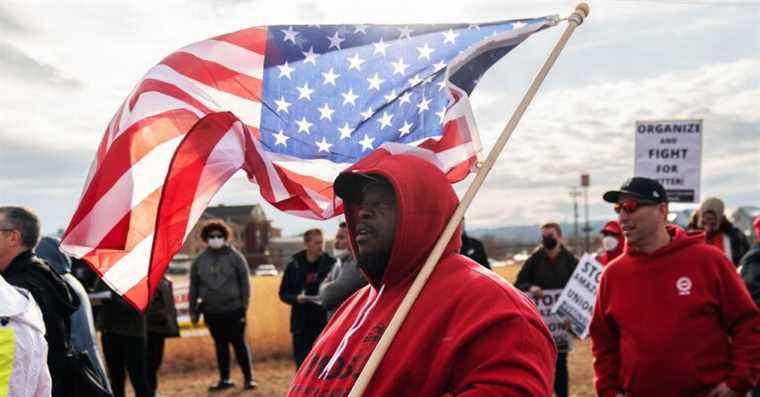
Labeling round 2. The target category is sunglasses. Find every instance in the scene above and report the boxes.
[614,199,659,214]
[208,234,224,239]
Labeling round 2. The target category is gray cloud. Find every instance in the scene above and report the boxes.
[0,4,30,34]
[0,42,82,89]
[0,131,91,184]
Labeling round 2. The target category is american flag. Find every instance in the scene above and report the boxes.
[60,17,557,309]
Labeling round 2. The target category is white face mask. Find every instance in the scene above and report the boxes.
[602,236,619,252]
[333,248,349,258]
[207,237,225,249]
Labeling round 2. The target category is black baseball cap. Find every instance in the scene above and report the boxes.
[602,177,668,203]
[334,170,389,204]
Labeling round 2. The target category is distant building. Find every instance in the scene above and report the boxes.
[179,204,280,270]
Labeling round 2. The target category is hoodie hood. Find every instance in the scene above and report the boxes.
[34,236,72,274]
[340,152,462,288]
[0,275,46,334]
[626,224,704,258]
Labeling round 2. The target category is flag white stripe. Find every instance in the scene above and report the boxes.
[102,233,154,292]
[179,39,265,80]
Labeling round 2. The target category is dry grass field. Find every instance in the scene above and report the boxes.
[142,265,597,396]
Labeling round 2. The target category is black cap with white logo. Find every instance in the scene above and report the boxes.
[603,177,668,203]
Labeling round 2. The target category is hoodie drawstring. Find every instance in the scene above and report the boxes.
[318,284,386,379]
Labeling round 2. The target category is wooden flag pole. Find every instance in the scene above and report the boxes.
[348,4,590,396]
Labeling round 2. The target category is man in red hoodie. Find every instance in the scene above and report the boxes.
[590,177,760,397]
[287,151,557,396]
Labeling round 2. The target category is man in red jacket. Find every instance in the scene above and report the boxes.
[287,151,557,396]
[590,177,760,397]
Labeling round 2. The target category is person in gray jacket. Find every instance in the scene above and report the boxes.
[189,219,256,391]
[319,222,367,319]
[34,236,112,394]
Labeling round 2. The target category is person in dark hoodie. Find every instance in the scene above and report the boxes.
[688,197,750,266]
[591,178,760,397]
[279,228,336,368]
[460,221,491,269]
[145,275,180,395]
[189,219,256,391]
[287,152,556,396]
[35,236,111,394]
[0,206,80,397]
[515,221,578,397]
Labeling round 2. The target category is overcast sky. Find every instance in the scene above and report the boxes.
[1,0,758,237]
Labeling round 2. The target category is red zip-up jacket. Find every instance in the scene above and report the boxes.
[287,152,557,396]
[590,226,760,397]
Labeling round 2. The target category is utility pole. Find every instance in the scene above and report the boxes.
[569,186,581,253]
[581,174,591,253]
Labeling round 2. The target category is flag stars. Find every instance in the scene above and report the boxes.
[416,42,435,60]
[433,60,447,72]
[409,74,423,86]
[442,29,460,45]
[274,96,291,113]
[377,111,393,129]
[366,73,384,91]
[273,129,289,147]
[373,38,390,56]
[360,106,374,120]
[297,82,315,101]
[322,68,340,86]
[398,121,413,137]
[317,103,335,120]
[359,134,375,151]
[437,80,447,91]
[347,53,366,71]
[383,89,397,103]
[398,26,414,40]
[398,91,412,105]
[391,57,409,76]
[354,24,368,34]
[341,88,359,106]
[338,123,353,140]
[436,106,447,124]
[296,117,313,134]
[278,61,295,79]
[281,26,299,44]
[302,47,318,65]
[327,31,345,50]
[417,96,431,113]
[316,137,333,153]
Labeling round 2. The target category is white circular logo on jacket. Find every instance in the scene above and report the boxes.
[676,276,692,295]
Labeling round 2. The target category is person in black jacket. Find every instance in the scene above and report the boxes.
[279,228,335,368]
[145,276,180,395]
[0,206,80,397]
[515,221,578,397]
[740,217,760,397]
[461,231,491,269]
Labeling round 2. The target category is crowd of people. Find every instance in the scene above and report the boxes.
[2,157,760,397]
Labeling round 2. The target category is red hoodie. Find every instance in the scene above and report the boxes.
[590,226,760,397]
[287,152,557,397]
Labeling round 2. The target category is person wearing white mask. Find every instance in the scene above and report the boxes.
[189,220,256,392]
[0,274,52,397]
[319,222,368,319]
[596,220,624,266]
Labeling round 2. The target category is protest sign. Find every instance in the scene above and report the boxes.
[634,119,702,203]
[528,289,570,352]
[552,254,602,339]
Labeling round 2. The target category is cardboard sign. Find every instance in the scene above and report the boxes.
[634,119,702,203]
[528,288,570,352]
[552,254,602,339]
[172,282,209,337]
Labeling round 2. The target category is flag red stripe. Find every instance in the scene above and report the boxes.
[213,27,268,55]
[66,110,199,233]
[160,52,263,103]
[147,112,241,299]
[129,78,212,114]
